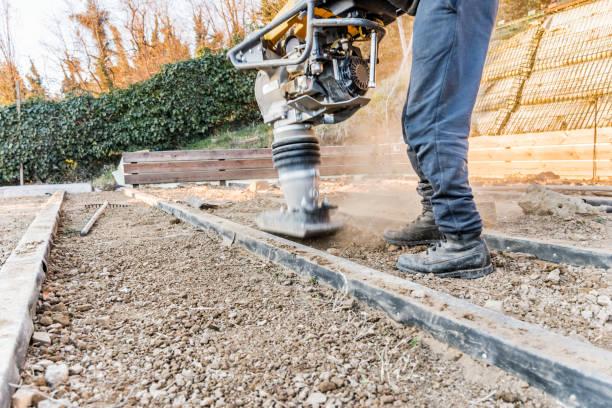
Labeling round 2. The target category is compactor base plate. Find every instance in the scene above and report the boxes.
[256,211,342,239]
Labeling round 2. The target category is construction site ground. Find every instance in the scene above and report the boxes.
[10,191,560,408]
[143,179,612,350]
[5,179,610,407]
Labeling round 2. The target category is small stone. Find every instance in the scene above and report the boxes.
[38,400,67,408]
[69,364,84,375]
[149,385,166,399]
[305,391,327,406]
[330,376,344,388]
[596,309,610,323]
[484,300,503,313]
[175,375,186,387]
[51,314,70,326]
[326,248,340,256]
[317,381,337,392]
[32,332,52,345]
[546,269,561,284]
[412,289,425,298]
[381,395,395,404]
[201,397,214,406]
[32,377,46,387]
[169,218,181,225]
[96,316,111,328]
[38,359,54,368]
[45,363,69,387]
[50,303,67,312]
[341,299,356,310]
[248,180,269,193]
[597,295,611,307]
[498,391,519,403]
[387,244,400,252]
[172,394,186,407]
[581,310,594,320]
[181,369,195,379]
[11,387,35,408]
[40,316,53,326]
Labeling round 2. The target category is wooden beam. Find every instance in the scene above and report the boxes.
[124,158,275,174]
[469,144,612,162]
[80,201,108,236]
[469,160,612,178]
[123,148,272,163]
[469,128,612,149]
[125,168,280,184]
[320,163,413,176]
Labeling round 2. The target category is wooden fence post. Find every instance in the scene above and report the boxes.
[16,80,23,186]
[593,96,598,182]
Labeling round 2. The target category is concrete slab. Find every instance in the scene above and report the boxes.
[0,183,91,198]
[0,192,64,408]
[123,188,612,408]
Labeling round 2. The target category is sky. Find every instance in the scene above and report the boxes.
[11,0,70,94]
[7,0,194,96]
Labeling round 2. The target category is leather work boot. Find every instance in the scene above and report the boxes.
[382,211,443,246]
[396,233,494,279]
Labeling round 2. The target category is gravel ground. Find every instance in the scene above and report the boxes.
[0,196,47,266]
[144,183,612,350]
[14,191,560,407]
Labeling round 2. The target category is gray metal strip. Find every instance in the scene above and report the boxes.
[484,233,612,269]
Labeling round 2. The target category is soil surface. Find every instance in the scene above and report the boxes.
[144,181,612,349]
[0,195,46,266]
[15,191,561,407]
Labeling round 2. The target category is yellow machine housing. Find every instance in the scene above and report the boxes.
[264,1,360,46]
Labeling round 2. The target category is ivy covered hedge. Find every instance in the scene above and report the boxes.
[0,53,259,185]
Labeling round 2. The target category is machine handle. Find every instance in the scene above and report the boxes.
[228,0,386,71]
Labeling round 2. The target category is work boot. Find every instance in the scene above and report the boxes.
[396,232,494,279]
[382,211,443,246]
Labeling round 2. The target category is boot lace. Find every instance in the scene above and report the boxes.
[425,237,447,255]
[401,212,431,230]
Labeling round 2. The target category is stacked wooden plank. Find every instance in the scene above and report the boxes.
[468,128,612,179]
[122,144,412,185]
[122,128,612,184]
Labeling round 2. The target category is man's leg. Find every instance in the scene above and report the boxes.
[382,116,442,246]
[397,0,499,278]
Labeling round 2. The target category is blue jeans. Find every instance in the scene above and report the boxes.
[403,0,498,236]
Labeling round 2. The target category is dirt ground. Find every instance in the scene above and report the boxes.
[0,195,47,266]
[13,191,562,407]
[144,180,612,350]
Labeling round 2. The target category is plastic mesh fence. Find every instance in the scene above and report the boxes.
[473,0,612,135]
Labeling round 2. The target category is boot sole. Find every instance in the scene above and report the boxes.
[382,237,441,247]
[397,263,495,280]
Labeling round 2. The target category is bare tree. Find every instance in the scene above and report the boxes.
[0,0,20,105]
[189,0,257,50]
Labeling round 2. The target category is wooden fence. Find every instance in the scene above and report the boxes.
[122,128,612,185]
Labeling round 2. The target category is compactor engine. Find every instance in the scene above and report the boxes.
[229,0,401,238]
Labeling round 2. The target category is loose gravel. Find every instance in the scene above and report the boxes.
[0,196,46,266]
[14,191,560,407]
[145,183,612,350]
